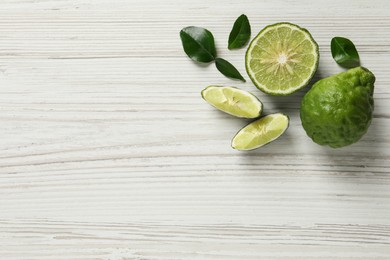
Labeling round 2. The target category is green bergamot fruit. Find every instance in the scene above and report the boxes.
[300,66,375,148]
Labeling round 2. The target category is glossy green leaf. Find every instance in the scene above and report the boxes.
[331,37,360,68]
[180,26,217,63]
[228,14,251,50]
[215,58,245,82]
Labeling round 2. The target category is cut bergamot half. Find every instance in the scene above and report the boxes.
[245,22,319,95]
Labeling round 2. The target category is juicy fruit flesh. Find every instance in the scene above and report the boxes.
[300,67,375,148]
[246,23,319,95]
[201,86,262,118]
[232,113,289,150]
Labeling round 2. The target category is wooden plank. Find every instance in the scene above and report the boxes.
[0,0,389,259]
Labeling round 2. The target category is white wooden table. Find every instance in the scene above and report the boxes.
[0,0,389,259]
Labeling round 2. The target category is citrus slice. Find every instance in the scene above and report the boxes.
[201,86,262,118]
[231,113,289,150]
[245,22,319,95]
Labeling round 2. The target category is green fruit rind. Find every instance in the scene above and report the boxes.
[300,66,375,148]
[231,113,289,151]
[245,22,319,96]
[201,86,263,118]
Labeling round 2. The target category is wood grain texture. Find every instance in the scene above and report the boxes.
[0,0,389,259]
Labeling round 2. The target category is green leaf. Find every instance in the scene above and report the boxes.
[180,26,217,63]
[215,58,246,82]
[331,37,360,68]
[228,14,251,50]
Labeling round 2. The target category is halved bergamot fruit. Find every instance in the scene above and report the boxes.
[232,113,289,150]
[201,86,262,118]
[246,22,319,95]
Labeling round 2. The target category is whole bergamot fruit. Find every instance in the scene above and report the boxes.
[300,67,375,148]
